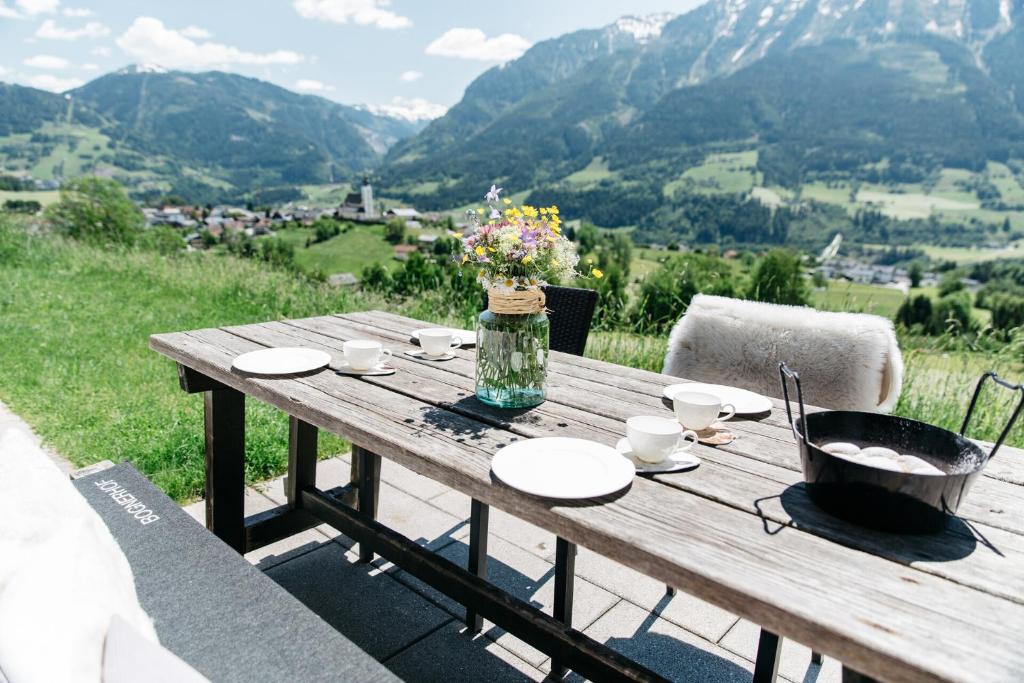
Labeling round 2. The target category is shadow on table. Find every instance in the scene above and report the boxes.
[418,397,544,446]
[756,483,980,562]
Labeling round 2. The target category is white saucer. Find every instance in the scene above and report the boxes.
[491,438,635,499]
[232,347,331,375]
[334,361,396,377]
[412,328,476,347]
[662,383,773,415]
[615,438,701,474]
[404,350,456,361]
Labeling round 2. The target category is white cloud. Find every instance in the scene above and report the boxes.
[180,25,210,39]
[90,45,110,56]
[399,69,421,82]
[293,0,410,30]
[24,53,70,68]
[116,17,305,70]
[36,18,110,40]
[294,78,333,92]
[15,0,58,15]
[61,6,91,16]
[81,62,98,70]
[425,28,531,62]
[27,73,83,91]
[0,2,21,18]
[0,65,9,77]
[369,96,447,122]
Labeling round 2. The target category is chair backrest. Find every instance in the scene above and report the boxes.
[662,295,904,413]
[543,285,598,356]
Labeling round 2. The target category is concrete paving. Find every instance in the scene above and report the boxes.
[185,455,839,682]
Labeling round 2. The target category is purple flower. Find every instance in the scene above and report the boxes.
[520,227,538,247]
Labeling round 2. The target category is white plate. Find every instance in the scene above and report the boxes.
[232,347,331,375]
[335,361,396,376]
[662,383,773,415]
[491,437,635,499]
[412,328,476,347]
[615,438,700,474]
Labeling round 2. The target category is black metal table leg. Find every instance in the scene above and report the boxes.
[811,651,823,665]
[286,416,318,508]
[551,537,577,678]
[752,629,782,683]
[841,666,878,682]
[203,386,246,553]
[466,498,490,632]
[353,445,381,562]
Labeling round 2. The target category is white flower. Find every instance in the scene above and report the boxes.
[510,351,524,371]
[535,348,545,366]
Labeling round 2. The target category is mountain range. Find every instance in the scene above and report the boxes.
[380,0,1024,224]
[0,65,424,203]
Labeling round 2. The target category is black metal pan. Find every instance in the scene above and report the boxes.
[779,363,1024,533]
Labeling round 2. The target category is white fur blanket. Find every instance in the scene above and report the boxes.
[662,295,903,413]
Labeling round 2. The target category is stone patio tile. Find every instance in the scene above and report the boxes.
[258,456,351,506]
[574,546,739,643]
[567,600,755,682]
[184,487,331,570]
[358,481,469,560]
[430,489,558,561]
[380,457,452,501]
[384,620,546,682]
[388,535,619,668]
[265,542,452,661]
[719,619,841,683]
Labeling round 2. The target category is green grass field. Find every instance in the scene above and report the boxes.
[811,281,908,318]
[565,157,617,186]
[664,150,759,198]
[273,224,401,276]
[0,189,61,208]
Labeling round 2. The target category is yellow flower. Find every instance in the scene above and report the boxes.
[540,207,548,215]
[586,257,594,264]
[553,259,560,266]
[522,254,533,265]
[546,235,556,242]
[462,254,469,263]
[453,232,463,238]
[475,246,486,256]
[504,278,514,288]
[548,206,559,215]
[488,246,497,253]
[478,269,485,278]
[502,198,512,205]
[592,268,604,278]
[522,205,538,218]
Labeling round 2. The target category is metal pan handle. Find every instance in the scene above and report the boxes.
[779,363,809,445]
[960,371,1024,461]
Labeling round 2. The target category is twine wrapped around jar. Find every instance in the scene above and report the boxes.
[487,288,546,315]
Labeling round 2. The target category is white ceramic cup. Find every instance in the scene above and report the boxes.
[343,339,391,371]
[625,415,699,464]
[418,328,463,357]
[673,391,736,431]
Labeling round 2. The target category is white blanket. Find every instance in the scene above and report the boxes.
[662,295,903,412]
[0,428,158,683]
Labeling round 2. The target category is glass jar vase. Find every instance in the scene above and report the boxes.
[475,298,550,409]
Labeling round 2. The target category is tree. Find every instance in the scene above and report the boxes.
[384,218,406,245]
[630,254,735,332]
[360,262,392,292]
[2,199,42,214]
[575,222,600,255]
[45,177,143,245]
[908,262,923,288]
[746,250,808,306]
[938,272,965,297]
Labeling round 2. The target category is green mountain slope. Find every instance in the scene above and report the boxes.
[0,67,423,201]
[380,0,1024,218]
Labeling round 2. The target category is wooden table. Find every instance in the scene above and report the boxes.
[150,310,1024,683]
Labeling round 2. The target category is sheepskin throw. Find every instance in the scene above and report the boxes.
[662,295,904,413]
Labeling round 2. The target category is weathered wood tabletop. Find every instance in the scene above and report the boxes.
[150,310,1024,683]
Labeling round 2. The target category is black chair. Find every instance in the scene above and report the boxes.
[542,285,598,356]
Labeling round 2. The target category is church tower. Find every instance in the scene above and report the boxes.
[361,176,376,218]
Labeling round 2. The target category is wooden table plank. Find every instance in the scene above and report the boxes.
[150,321,1024,683]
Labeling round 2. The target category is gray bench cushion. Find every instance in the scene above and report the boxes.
[73,463,398,682]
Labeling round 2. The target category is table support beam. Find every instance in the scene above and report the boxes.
[752,629,782,683]
[300,487,666,683]
[352,445,381,563]
[551,536,577,678]
[466,498,490,632]
[286,417,318,509]
[203,386,246,553]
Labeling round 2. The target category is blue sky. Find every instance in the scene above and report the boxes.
[0,0,706,120]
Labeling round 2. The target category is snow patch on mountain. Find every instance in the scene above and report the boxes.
[615,13,676,43]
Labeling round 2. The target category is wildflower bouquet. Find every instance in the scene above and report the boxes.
[458,185,597,409]
[458,185,601,290]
